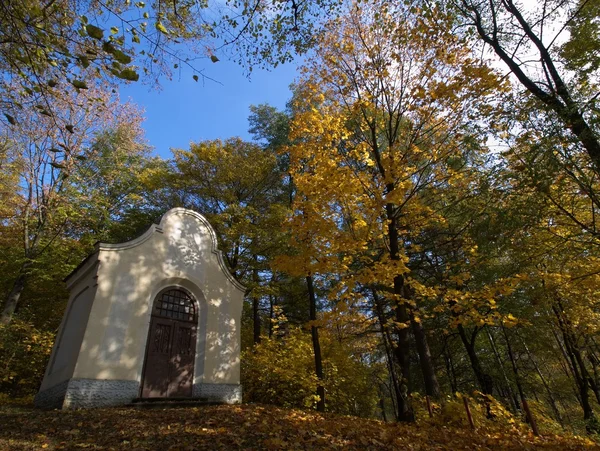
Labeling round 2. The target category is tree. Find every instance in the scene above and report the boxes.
[0,82,148,324]
[455,0,600,174]
[71,125,156,242]
[248,104,291,154]
[0,0,231,132]
[168,138,293,347]
[171,138,287,279]
[277,0,505,420]
[242,324,381,415]
[0,138,20,221]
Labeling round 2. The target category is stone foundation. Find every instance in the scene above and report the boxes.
[63,379,140,409]
[35,379,242,408]
[35,379,139,409]
[193,383,242,404]
[34,379,70,409]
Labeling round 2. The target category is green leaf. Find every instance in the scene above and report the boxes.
[193,74,199,82]
[110,26,119,35]
[132,35,140,44]
[47,79,58,87]
[71,80,88,89]
[112,49,132,65]
[102,41,116,53]
[155,22,168,34]
[50,162,66,169]
[78,55,90,68]
[4,113,16,125]
[85,24,104,40]
[75,155,87,161]
[210,55,219,63]
[102,42,132,64]
[117,68,139,81]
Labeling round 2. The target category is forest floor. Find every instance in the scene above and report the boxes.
[0,402,598,450]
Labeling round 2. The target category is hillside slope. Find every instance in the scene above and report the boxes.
[0,403,597,450]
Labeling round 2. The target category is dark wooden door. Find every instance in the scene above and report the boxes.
[141,317,173,398]
[141,289,198,398]
[168,322,196,397]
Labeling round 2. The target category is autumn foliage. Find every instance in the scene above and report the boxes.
[242,327,380,415]
[2,0,600,446]
[1,403,598,450]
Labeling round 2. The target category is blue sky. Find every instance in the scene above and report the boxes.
[120,60,298,159]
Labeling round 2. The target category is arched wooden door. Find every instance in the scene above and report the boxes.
[141,288,197,398]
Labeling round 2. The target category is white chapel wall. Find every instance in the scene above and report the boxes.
[35,208,244,408]
[39,259,98,391]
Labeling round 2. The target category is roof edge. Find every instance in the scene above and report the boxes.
[96,208,246,293]
[64,250,100,289]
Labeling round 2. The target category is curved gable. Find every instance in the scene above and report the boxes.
[97,208,245,293]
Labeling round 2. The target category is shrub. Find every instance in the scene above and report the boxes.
[241,327,380,415]
[0,320,54,398]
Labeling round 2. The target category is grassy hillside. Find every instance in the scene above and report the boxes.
[0,403,598,450]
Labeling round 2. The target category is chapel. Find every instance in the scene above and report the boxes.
[34,208,245,409]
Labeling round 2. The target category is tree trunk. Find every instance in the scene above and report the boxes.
[457,324,493,419]
[379,397,388,422]
[552,303,597,431]
[386,201,414,422]
[252,296,261,345]
[252,263,261,345]
[306,275,325,412]
[410,310,440,398]
[502,325,539,436]
[563,332,595,425]
[457,324,493,395]
[486,327,520,413]
[1,268,28,325]
[372,289,404,421]
[442,339,458,393]
[550,322,583,404]
[268,294,274,339]
[585,339,600,397]
[516,331,564,428]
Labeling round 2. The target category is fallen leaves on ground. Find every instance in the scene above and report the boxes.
[0,403,597,450]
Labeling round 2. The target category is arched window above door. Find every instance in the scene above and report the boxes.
[153,288,197,322]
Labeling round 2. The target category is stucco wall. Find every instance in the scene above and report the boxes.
[68,209,244,391]
[38,257,99,393]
